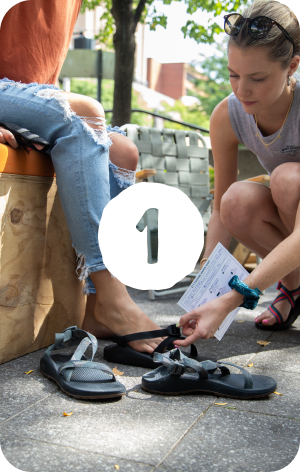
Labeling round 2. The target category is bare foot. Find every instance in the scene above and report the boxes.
[255,280,300,326]
[82,293,114,338]
[89,270,164,354]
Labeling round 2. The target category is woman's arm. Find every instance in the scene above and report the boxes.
[201,97,240,259]
[176,202,300,344]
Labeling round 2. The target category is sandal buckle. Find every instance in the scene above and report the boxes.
[166,324,181,336]
[170,363,185,376]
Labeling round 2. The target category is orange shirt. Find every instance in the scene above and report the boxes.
[0,0,82,84]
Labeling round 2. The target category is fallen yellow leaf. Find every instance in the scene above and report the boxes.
[257,341,271,346]
[215,403,228,406]
[274,391,283,396]
[247,363,254,367]
[115,466,120,470]
[112,367,124,376]
[237,321,245,323]
[24,370,34,375]
[63,412,73,417]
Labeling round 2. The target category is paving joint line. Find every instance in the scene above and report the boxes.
[150,403,214,472]
[0,433,154,468]
[210,404,300,420]
[0,392,56,426]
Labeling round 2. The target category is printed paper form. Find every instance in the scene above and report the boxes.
[178,243,249,341]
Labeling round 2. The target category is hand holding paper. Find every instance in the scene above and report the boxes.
[175,243,249,345]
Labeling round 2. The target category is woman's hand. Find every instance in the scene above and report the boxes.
[0,126,43,152]
[0,126,18,149]
[175,290,244,346]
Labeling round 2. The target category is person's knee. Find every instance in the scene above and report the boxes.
[271,163,300,206]
[64,92,105,122]
[110,135,139,171]
[220,182,254,230]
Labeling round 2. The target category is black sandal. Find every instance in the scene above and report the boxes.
[0,122,50,152]
[103,324,216,368]
[255,281,300,331]
[141,349,277,399]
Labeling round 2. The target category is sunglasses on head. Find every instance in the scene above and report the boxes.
[224,13,295,55]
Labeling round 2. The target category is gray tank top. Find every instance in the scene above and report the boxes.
[228,80,300,175]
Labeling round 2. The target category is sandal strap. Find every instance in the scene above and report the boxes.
[182,357,231,379]
[46,326,98,360]
[268,303,284,324]
[268,282,300,323]
[59,360,115,382]
[13,127,40,140]
[153,351,254,390]
[113,324,198,359]
[0,122,49,150]
[113,324,180,346]
[278,284,296,308]
[153,336,198,358]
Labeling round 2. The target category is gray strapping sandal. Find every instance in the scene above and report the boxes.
[141,349,277,399]
[40,326,126,400]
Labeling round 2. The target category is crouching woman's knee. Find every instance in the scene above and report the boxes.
[220,182,251,231]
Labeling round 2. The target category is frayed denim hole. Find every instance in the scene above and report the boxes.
[80,117,111,150]
[109,161,136,189]
[0,78,30,90]
[34,89,112,151]
[106,125,127,137]
[72,243,90,287]
[0,79,61,92]
[35,89,77,121]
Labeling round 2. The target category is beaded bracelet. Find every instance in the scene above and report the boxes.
[228,275,261,310]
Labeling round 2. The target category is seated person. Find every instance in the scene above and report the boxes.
[0,0,164,354]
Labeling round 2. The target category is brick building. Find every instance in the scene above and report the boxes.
[147,58,206,100]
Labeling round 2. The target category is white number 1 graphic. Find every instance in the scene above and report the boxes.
[136,208,158,264]
[99,183,204,290]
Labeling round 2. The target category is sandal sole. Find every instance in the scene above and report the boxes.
[141,384,276,400]
[40,369,125,400]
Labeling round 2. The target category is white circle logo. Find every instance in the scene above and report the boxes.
[99,183,204,290]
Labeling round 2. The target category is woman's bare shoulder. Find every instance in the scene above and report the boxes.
[210,96,239,146]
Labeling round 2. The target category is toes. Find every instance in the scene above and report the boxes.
[255,312,275,325]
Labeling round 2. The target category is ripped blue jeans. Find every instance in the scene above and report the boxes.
[0,78,135,294]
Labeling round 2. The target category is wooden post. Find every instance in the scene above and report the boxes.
[0,146,86,364]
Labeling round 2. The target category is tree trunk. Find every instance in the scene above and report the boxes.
[111,0,136,127]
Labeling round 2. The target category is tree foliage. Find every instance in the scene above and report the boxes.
[81,0,249,49]
[79,0,249,125]
[190,41,232,115]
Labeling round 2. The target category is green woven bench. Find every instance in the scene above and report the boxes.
[121,125,211,300]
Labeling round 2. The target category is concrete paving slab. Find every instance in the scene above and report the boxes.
[201,368,300,419]
[0,434,153,472]
[193,335,267,367]
[249,342,300,374]
[0,352,56,423]
[0,347,48,371]
[1,390,210,465]
[156,468,189,472]
[163,407,300,472]
[270,328,300,345]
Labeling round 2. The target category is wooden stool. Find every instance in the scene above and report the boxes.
[0,144,86,364]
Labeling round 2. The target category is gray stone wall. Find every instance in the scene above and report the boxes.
[209,147,268,181]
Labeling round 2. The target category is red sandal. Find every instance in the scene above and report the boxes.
[255,281,300,331]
